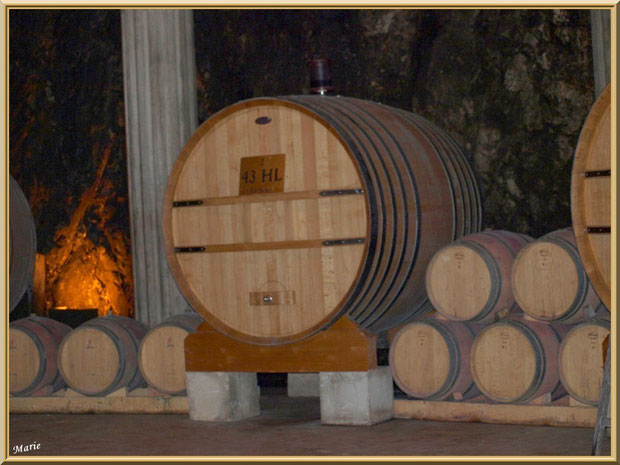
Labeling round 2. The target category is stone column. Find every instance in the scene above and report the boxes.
[121,10,198,326]
[590,9,611,97]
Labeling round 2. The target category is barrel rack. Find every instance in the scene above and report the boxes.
[184,315,376,373]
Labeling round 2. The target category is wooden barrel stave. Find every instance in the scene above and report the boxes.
[390,317,480,400]
[512,227,603,324]
[470,316,567,404]
[58,316,147,396]
[9,316,72,396]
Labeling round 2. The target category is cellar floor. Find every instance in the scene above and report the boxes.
[8,387,596,458]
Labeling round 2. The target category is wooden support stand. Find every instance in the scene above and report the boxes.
[184,316,377,373]
[10,388,189,414]
[184,316,388,424]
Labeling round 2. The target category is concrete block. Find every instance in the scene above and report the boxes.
[186,372,260,422]
[287,373,320,397]
[319,367,393,426]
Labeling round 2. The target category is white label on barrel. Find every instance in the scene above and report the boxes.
[239,154,285,195]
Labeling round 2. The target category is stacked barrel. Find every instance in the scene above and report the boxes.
[9,312,203,397]
[510,228,608,406]
[390,228,609,406]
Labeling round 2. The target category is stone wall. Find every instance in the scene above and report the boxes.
[195,9,595,236]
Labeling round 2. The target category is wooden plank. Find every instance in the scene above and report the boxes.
[394,399,597,428]
[184,316,377,372]
[10,395,189,414]
[175,237,365,254]
[173,188,364,207]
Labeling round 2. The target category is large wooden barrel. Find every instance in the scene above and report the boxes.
[163,96,481,344]
[469,316,567,404]
[512,228,603,324]
[389,317,480,400]
[138,312,203,395]
[9,316,72,396]
[9,175,37,312]
[425,230,532,323]
[558,317,609,406]
[571,84,611,310]
[58,316,148,396]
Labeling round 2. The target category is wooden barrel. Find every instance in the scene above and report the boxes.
[425,230,533,323]
[9,175,37,312]
[58,316,148,396]
[138,312,203,395]
[389,317,480,400]
[512,228,603,324]
[469,316,567,404]
[558,317,610,406]
[163,96,481,344]
[571,84,611,310]
[9,316,72,396]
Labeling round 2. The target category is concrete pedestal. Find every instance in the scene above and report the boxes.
[287,373,320,397]
[319,367,394,426]
[186,372,260,422]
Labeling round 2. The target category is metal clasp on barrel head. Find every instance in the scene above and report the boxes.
[322,238,365,246]
[173,200,204,208]
[319,189,364,196]
[174,246,206,253]
[585,226,611,234]
[583,170,611,178]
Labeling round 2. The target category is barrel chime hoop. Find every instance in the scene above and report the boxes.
[282,96,383,323]
[395,110,460,239]
[403,110,482,234]
[328,99,421,325]
[298,97,406,321]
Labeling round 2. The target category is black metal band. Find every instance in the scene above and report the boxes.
[174,247,206,253]
[583,170,611,178]
[586,226,611,234]
[173,200,204,208]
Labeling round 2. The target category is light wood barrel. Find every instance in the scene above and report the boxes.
[470,317,567,404]
[9,175,37,312]
[571,84,611,310]
[163,96,481,344]
[58,316,148,396]
[426,230,532,323]
[138,312,203,395]
[559,317,610,406]
[512,228,603,324]
[389,317,480,400]
[9,316,72,396]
